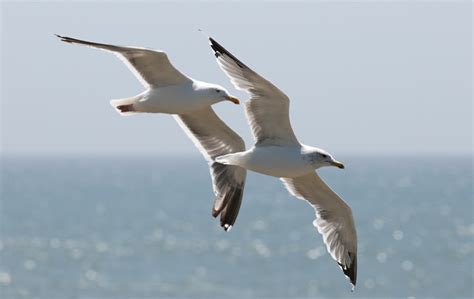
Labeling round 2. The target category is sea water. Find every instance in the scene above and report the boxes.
[1,156,472,298]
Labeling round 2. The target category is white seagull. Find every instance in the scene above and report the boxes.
[56,35,247,230]
[207,37,358,289]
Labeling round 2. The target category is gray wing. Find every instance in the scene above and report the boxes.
[174,108,246,231]
[56,34,191,88]
[281,172,358,289]
[209,38,299,146]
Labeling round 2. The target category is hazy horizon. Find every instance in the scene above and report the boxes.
[1,1,472,156]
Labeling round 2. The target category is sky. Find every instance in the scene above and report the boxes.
[1,1,472,157]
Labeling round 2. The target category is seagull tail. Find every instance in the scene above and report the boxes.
[110,95,141,116]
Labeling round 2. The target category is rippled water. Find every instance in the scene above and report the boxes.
[1,156,472,298]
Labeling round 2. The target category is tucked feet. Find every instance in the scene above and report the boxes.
[116,104,134,113]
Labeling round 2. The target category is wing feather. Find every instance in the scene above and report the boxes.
[209,37,299,146]
[281,172,358,289]
[56,34,190,88]
[174,108,246,230]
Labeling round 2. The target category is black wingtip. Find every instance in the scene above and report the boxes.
[208,37,246,68]
[208,37,221,55]
[208,37,221,58]
[55,34,65,41]
[338,253,357,290]
[208,162,246,232]
[55,34,72,43]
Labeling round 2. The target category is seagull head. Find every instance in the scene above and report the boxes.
[325,153,345,169]
[199,83,240,105]
[213,86,240,105]
[306,148,345,169]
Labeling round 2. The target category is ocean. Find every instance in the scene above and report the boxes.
[0,156,472,299]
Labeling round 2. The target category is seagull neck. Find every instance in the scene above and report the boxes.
[301,149,324,169]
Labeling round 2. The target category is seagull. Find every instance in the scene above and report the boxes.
[207,37,358,289]
[56,35,246,231]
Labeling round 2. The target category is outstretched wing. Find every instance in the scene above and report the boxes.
[281,172,358,289]
[56,34,190,88]
[174,108,246,231]
[209,37,299,146]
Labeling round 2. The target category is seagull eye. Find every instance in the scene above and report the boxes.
[215,89,221,93]
[321,154,328,158]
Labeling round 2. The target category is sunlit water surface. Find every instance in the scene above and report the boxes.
[1,156,472,298]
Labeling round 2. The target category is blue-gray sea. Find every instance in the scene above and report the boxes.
[0,156,472,299]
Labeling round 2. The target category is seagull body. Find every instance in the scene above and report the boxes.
[56,35,246,230]
[218,145,331,177]
[115,81,232,115]
[208,37,357,289]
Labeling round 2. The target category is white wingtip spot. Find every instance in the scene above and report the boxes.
[224,224,232,232]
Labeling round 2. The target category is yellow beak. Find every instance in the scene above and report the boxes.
[331,161,345,169]
[226,95,240,105]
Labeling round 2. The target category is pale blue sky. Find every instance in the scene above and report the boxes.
[1,1,472,156]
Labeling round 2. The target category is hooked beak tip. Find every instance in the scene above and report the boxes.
[332,161,345,169]
[227,95,240,105]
